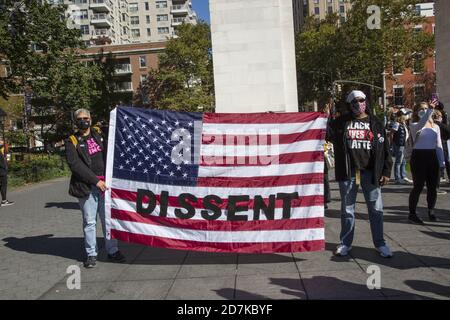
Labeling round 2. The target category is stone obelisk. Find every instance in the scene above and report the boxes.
[210,0,299,113]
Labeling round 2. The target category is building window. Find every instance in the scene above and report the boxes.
[314,7,320,15]
[327,6,333,14]
[147,28,151,36]
[140,75,148,83]
[413,52,424,74]
[414,85,425,104]
[130,16,140,25]
[123,26,128,35]
[80,25,89,35]
[340,5,345,14]
[140,56,147,68]
[393,87,404,106]
[146,15,151,24]
[393,55,403,75]
[158,27,170,34]
[157,14,168,22]
[129,3,138,12]
[145,2,149,10]
[131,29,140,38]
[156,1,168,9]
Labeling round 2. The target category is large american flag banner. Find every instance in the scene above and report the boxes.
[105,107,327,253]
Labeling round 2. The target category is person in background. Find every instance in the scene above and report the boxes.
[408,102,446,224]
[435,101,450,183]
[390,109,413,184]
[0,139,14,207]
[66,108,126,268]
[327,90,393,258]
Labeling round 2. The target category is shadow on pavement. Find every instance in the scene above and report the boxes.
[328,242,450,270]
[2,234,85,262]
[404,280,450,298]
[1,235,299,265]
[216,276,440,300]
[45,202,80,210]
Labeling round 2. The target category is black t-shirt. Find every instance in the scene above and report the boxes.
[345,117,374,170]
[81,134,105,176]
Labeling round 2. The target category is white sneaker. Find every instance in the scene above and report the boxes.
[376,245,393,258]
[403,177,413,183]
[335,244,352,257]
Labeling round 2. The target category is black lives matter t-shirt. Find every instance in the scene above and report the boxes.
[81,134,105,176]
[345,117,374,170]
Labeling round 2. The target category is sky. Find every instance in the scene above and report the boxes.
[192,0,210,24]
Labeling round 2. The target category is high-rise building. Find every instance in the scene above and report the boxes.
[292,0,353,32]
[308,0,352,23]
[55,0,197,46]
[292,0,308,34]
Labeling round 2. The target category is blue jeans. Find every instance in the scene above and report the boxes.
[393,144,407,181]
[78,186,118,257]
[338,170,386,248]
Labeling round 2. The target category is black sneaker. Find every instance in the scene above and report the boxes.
[107,250,126,263]
[409,214,424,225]
[84,256,97,268]
[428,210,438,222]
[1,200,14,207]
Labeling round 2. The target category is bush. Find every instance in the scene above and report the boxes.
[8,154,70,188]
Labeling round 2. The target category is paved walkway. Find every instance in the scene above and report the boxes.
[0,177,449,300]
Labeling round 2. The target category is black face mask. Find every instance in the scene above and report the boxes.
[76,120,90,130]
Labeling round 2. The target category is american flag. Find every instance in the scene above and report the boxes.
[105,107,326,253]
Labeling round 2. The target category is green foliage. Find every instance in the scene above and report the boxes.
[5,131,28,146]
[0,1,103,144]
[296,0,435,108]
[135,23,215,112]
[8,154,70,188]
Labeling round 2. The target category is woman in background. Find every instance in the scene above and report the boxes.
[408,102,446,224]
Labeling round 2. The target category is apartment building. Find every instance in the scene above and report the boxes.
[78,41,166,100]
[127,0,197,43]
[51,0,197,46]
[310,0,352,23]
[386,2,437,108]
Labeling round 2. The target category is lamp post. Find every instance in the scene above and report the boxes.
[0,108,7,157]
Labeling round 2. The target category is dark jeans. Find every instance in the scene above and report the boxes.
[409,150,440,215]
[0,175,7,201]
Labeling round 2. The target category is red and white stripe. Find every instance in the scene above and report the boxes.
[106,111,327,253]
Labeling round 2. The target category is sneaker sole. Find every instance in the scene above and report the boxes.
[1,203,14,207]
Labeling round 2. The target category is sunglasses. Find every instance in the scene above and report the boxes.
[77,117,90,121]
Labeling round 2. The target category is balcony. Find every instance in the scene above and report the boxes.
[172,17,187,26]
[91,28,112,38]
[171,4,189,14]
[115,64,132,75]
[115,82,133,92]
[90,0,112,12]
[90,13,112,27]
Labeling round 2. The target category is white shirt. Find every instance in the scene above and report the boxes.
[410,109,445,167]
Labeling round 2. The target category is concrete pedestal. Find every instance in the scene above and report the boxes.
[210,0,299,113]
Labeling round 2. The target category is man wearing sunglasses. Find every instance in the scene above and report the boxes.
[66,109,126,268]
[327,90,393,258]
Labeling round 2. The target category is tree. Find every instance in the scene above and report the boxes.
[30,53,102,145]
[134,23,215,112]
[296,0,435,109]
[0,0,103,145]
